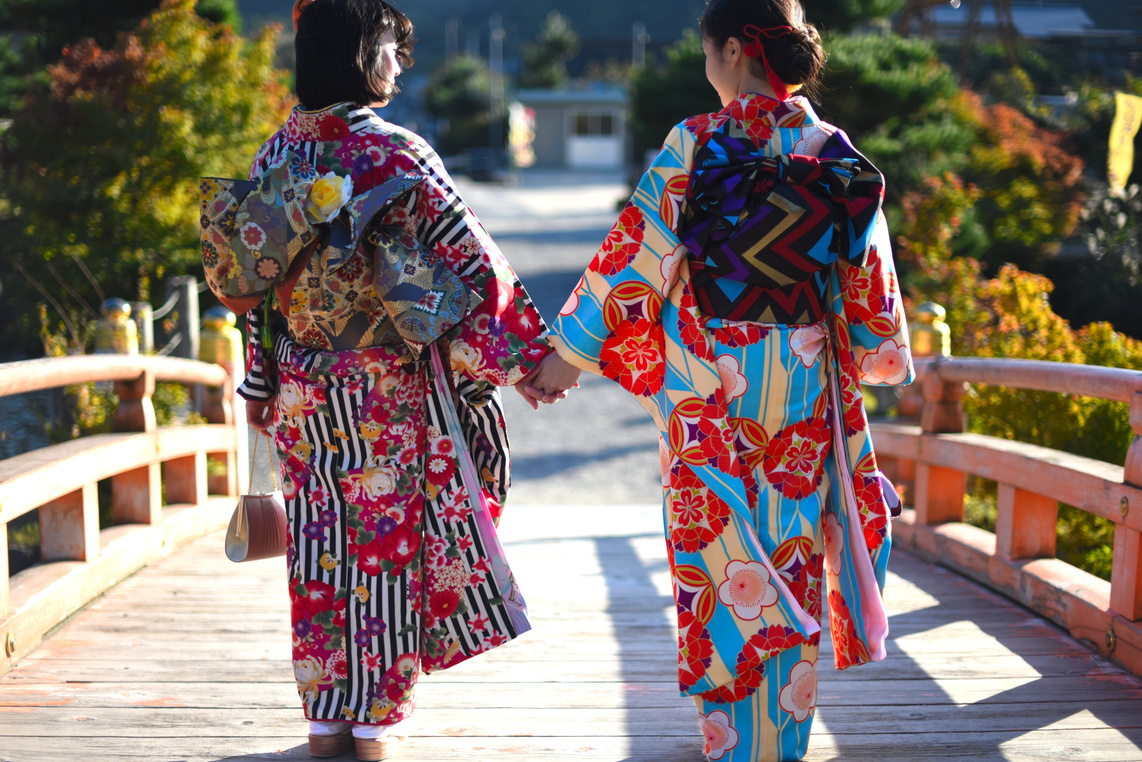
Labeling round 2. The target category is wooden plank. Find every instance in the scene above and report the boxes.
[0,499,233,673]
[0,355,229,398]
[0,728,1141,762]
[4,674,1140,710]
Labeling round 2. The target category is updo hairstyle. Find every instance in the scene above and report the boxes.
[295,0,416,111]
[700,0,824,97]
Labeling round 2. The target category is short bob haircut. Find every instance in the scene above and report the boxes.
[295,0,416,111]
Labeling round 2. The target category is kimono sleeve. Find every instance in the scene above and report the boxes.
[393,142,551,388]
[833,211,915,388]
[236,307,278,402]
[550,125,694,383]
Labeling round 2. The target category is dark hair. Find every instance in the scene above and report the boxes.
[295,0,416,111]
[700,0,824,98]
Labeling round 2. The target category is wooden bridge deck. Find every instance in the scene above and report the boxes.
[2,503,1142,762]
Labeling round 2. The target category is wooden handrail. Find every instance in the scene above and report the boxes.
[0,353,243,674]
[915,356,1142,404]
[874,353,1142,679]
[0,355,229,397]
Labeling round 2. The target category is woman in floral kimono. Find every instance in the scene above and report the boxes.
[201,1,550,759]
[526,0,914,759]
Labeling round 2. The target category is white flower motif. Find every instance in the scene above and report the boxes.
[699,710,739,761]
[824,513,843,576]
[860,338,911,385]
[660,244,688,295]
[779,659,818,722]
[277,379,310,423]
[715,354,748,400]
[789,324,828,368]
[353,460,398,499]
[717,560,778,621]
[294,655,328,703]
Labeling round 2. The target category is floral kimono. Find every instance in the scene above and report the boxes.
[201,103,549,727]
[550,93,914,762]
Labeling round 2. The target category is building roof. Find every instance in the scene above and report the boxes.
[515,84,629,106]
[932,4,1097,38]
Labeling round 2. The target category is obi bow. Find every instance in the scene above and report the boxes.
[200,151,483,358]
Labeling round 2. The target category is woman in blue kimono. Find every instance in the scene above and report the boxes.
[526,0,915,759]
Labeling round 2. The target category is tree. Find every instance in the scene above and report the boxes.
[0,0,290,352]
[518,11,580,89]
[424,54,499,156]
[0,0,240,117]
[630,30,721,160]
[803,0,904,33]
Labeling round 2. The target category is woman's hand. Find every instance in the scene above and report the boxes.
[524,353,582,406]
[246,397,277,432]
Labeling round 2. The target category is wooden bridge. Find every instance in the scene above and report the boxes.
[1,353,1142,761]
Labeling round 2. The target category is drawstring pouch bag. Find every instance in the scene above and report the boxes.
[225,433,288,562]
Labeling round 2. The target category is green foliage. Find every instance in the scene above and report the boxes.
[518,11,580,89]
[0,0,291,351]
[629,30,721,159]
[424,54,500,156]
[803,0,904,33]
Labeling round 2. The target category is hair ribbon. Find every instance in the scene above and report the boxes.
[742,24,793,101]
[293,0,317,32]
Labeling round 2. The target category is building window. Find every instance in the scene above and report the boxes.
[572,110,619,137]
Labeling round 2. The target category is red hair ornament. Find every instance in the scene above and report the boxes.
[742,24,793,101]
[293,0,317,31]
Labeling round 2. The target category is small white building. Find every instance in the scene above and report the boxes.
[514,84,629,170]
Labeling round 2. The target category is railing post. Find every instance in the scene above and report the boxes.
[1112,392,1142,621]
[914,362,967,525]
[39,483,100,562]
[0,522,8,617]
[111,369,162,525]
[199,307,245,497]
[995,484,1057,560]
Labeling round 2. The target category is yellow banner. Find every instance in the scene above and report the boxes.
[1109,92,1142,192]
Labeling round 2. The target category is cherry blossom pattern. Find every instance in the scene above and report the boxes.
[762,418,832,500]
[558,275,585,316]
[660,244,688,295]
[716,354,749,401]
[699,710,740,761]
[718,560,779,620]
[599,317,665,397]
[778,659,818,722]
[860,339,911,385]
[789,323,828,368]
[589,203,646,276]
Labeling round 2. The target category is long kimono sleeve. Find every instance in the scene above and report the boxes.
[236,307,278,402]
[550,125,694,393]
[391,141,550,388]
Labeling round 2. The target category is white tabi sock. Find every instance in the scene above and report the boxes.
[308,720,352,736]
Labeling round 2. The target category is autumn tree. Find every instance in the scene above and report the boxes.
[0,0,290,351]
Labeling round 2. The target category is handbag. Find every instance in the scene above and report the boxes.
[224,433,288,562]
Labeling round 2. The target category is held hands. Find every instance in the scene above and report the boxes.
[246,397,277,432]
[513,353,582,410]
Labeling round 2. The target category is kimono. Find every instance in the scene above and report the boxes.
[550,93,914,761]
[200,103,550,727]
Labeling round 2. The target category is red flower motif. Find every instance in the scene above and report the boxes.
[429,589,461,618]
[669,466,732,553]
[317,113,350,141]
[292,580,338,620]
[683,112,730,137]
[678,285,715,361]
[589,204,645,276]
[712,322,770,348]
[379,525,421,574]
[599,318,665,397]
[762,418,832,500]
[828,590,870,670]
[699,663,765,704]
[678,610,714,690]
[355,539,386,577]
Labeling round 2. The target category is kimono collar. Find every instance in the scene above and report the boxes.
[723,92,819,126]
[282,102,380,142]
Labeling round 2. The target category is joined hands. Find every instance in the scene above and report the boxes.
[513,352,582,411]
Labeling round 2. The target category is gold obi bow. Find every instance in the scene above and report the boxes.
[200,151,482,357]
